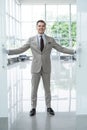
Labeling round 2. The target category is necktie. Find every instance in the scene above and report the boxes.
[40,36,44,51]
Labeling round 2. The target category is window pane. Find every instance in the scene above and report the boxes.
[16,3,20,21]
[21,5,32,21]
[21,4,76,48]
[58,5,69,21]
[13,0,16,18]
[46,5,58,21]
[21,5,45,22]
[60,39,69,47]
[32,5,45,21]
[6,15,10,36]
[21,22,36,39]
[9,17,13,36]
[49,21,69,39]
[6,0,21,49]
[46,22,55,36]
[6,0,10,13]
[71,5,77,21]
[9,0,13,16]
[16,21,20,38]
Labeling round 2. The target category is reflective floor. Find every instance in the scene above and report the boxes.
[7,54,77,130]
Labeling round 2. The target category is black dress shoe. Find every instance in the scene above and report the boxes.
[29,108,36,116]
[47,108,55,115]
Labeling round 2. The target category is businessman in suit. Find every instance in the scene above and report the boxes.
[7,20,75,116]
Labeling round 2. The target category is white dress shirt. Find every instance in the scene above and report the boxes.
[37,34,46,49]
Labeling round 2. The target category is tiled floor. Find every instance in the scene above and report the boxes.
[9,112,76,130]
[7,54,77,130]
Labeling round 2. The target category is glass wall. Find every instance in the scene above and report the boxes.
[0,0,8,119]
[6,0,21,127]
[5,4,76,51]
[6,0,21,49]
[20,4,76,113]
[21,4,76,48]
[6,4,76,119]
[6,4,76,53]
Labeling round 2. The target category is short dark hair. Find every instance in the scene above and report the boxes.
[36,20,46,26]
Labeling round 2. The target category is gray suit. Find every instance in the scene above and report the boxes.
[8,34,74,108]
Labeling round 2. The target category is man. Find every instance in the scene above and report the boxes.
[7,20,76,116]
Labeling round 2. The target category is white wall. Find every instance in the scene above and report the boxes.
[76,0,87,115]
[0,0,8,117]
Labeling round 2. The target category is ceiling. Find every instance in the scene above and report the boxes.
[18,0,76,4]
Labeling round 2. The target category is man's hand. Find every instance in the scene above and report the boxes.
[73,51,76,60]
[72,45,82,61]
[72,50,77,61]
[76,45,82,54]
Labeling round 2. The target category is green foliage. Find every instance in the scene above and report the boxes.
[50,21,76,47]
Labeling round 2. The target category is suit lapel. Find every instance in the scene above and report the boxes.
[34,35,48,52]
[32,36,41,52]
[31,35,51,53]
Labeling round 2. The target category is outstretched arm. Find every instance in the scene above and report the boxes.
[52,39,75,55]
[7,43,30,55]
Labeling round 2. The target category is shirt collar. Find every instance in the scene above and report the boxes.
[38,33,45,37]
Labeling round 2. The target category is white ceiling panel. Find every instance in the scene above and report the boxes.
[18,0,76,4]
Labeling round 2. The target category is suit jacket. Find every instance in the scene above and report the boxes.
[8,34,74,73]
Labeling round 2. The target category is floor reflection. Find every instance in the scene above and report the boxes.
[7,55,76,130]
[76,115,87,130]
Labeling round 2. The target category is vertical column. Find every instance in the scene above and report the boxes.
[77,0,87,114]
[0,0,8,119]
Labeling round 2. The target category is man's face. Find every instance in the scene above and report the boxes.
[36,22,46,34]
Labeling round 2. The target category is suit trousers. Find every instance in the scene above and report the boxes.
[31,67,51,108]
